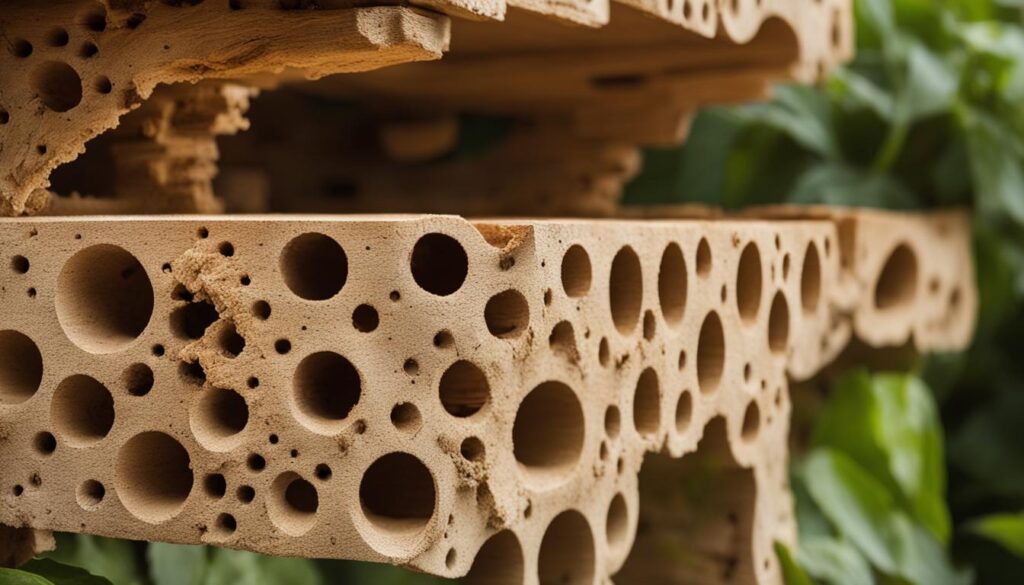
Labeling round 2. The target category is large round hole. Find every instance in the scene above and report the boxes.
[768,291,790,354]
[632,368,660,438]
[191,388,249,450]
[115,432,193,523]
[485,290,529,338]
[121,363,154,397]
[658,242,687,326]
[411,233,468,296]
[439,360,490,417]
[609,246,643,335]
[874,243,918,310]
[51,375,114,447]
[464,530,524,585]
[801,242,821,313]
[561,245,592,298]
[56,245,154,353]
[736,243,762,324]
[538,510,595,585]
[268,472,319,536]
[512,381,585,486]
[359,453,436,539]
[293,352,361,434]
[31,61,83,112]
[0,330,43,405]
[77,480,105,510]
[280,233,347,300]
[606,493,629,552]
[697,312,725,394]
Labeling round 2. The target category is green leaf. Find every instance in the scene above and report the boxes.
[787,163,918,209]
[796,537,874,585]
[774,542,815,585]
[45,535,145,585]
[900,41,958,122]
[963,109,1024,224]
[970,513,1024,558]
[8,559,113,585]
[813,371,950,542]
[205,549,322,585]
[148,543,208,585]
[737,85,838,159]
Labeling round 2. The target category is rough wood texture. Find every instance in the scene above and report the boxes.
[0,0,850,216]
[0,210,973,583]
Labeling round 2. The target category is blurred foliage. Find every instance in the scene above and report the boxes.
[626,0,1024,582]
[8,0,1024,583]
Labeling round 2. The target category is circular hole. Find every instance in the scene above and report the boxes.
[433,330,454,349]
[352,304,379,332]
[218,242,234,257]
[801,243,821,313]
[77,480,105,509]
[169,300,218,340]
[274,339,291,354]
[439,360,490,417]
[247,376,260,389]
[359,453,436,541]
[658,242,687,325]
[561,245,592,298]
[121,363,154,397]
[81,8,107,31]
[390,402,421,432]
[696,238,712,277]
[736,243,762,324]
[485,289,529,338]
[543,289,553,306]
[197,227,209,239]
[151,344,165,357]
[11,39,32,58]
[92,75,112,95]
[874,243,918,310]
[46,27,70,47]
[217,324,245,358]
[268,472,319,536]
[252,300,271,320]
[512,381,585,486]
[538,510,595,585]
[768,292,790,354]
[641,310,655,341]
[203,474,227,499]
[446,548,457,569]
[33,431,57,456]
[191,388,249,450]
[0,109,9,124]
[213,513,237,538]
[742,401,760,441]
[56,244,153,354]
[51,375,114,447]
[598,337,610,367]
[675,391,693,433]
[633,368,660,438]
[604,405,621,439]
[0,330,44,405]
[411,233,468,296]
[460,437,485,462]
[464,531,524,585]
[697,312,725,394]
[237,485,255,503]
[293,351,361,433]
[609,246,643,335]
[678,349,687,370]
[403,358,419,376]
[10,255,29,273]
[31,61,83,113]
[247,453,266,472]
[280,233,347,300]
[115,431,193,523]
[606,494,628,551]
[315,464,332,481]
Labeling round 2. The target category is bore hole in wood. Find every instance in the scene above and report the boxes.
[464,531,524,585]
[293,351,360,433]
[875,243,918,310]
[390,402,421,432]
[609,246,643,335]
[768,291,790,354]
[697,312,725,394]
[268,472,319,536]
[633,368,660,438]
[513,381,584,486]
[77,480,105,509]
[11,39,32,58]
[439,360,490,418]
[217,322,245,358]
[0,330,43,405]
[192,388,249,450]
[56,244,153,354]
[252,300,271,320]
[122,363,154,397]
[411,233,468,296]
[485,289,529,338]
[32,61,83,112]
[360,452,436,538]
[461,437,485,462]
[539,510,595,585]
[561,245,592,298]
[115,431,193,523]
[549,321,578,361]
[203,473,227,499]
[352,304,379,332]
[658,242,687,326]
[170,300,218,340]
[736,242,762,324]
[281,233,347,300]
[52,375,114,447]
